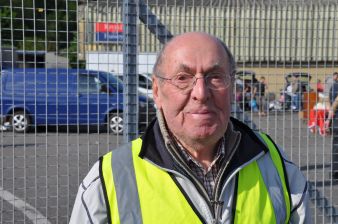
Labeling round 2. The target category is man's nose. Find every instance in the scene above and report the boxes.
[191,76,211,101]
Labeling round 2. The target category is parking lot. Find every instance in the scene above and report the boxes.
[0,112,337,223]
[0,128,121,224]
[253,111,338,223]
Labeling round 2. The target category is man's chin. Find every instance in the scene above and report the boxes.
[189,127,219,139]
[184,133,221,149]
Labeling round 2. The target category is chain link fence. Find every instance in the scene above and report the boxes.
[0,0,337,223]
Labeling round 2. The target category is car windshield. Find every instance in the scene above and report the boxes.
[285,73,312,83]
[139,73,152,90]
[100,72,124,93]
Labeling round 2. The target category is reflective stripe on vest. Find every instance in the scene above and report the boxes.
[234,133,291,224]
[101,151,120,224]
[100,134,290,224]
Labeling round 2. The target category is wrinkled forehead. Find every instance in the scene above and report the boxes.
[166,34,226,55]
[163,37,229,70]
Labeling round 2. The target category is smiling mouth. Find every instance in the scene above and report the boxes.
[189,111,214,118]
[192,112,211,115]
[190,109,212,114]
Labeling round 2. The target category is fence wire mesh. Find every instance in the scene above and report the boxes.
[0,0,337,223]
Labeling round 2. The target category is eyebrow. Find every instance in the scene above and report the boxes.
[174,63,224,74]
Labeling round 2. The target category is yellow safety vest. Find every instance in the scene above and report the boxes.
[100,133,290,224]
[234,134,291,224]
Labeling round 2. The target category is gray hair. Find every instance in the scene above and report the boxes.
[152,36,236,78]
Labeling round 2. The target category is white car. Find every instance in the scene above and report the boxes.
[138,73,153,99]
[117,73,153,99]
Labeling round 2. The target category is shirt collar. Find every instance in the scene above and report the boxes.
[178,137,225,162]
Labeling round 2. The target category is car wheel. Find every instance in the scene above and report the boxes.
[10,111,31,133]
[108,113,123,135]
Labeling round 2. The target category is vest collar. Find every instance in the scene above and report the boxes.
[139,116,269,172]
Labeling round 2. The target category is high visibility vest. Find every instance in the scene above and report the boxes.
[100,133,290,224]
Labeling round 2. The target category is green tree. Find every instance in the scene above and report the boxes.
[0,6,18,47]
[0,0,79,67]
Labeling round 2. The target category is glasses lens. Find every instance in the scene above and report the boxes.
[206,73,230,90]
[172,73,195,90]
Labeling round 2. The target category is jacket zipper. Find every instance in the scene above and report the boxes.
[212,151,265,223]
[145,145,266,223]
[164,142,215,215]
[211,135,241,223]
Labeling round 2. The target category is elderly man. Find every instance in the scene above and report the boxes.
[70,32,310,223]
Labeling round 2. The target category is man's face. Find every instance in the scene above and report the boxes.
[334,74,338,81]
[153,33,232,147]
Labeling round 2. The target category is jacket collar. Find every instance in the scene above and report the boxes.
[139,117,269,172]
[227,117,269,172]
[139,118,176,170]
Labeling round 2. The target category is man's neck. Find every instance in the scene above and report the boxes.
[176,138,219,169]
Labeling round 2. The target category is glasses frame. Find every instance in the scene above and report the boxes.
[155,72,232,92]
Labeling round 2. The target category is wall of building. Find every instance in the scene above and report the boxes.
[79,2,338,63]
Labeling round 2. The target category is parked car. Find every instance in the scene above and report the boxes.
[284,72,312,92]
[0,68,156,134]
[117,73,153,99]
[138,73,153,99]
[278,72,312,110]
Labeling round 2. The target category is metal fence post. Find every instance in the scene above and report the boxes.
[138,0,173,44]
[123,0,138,142]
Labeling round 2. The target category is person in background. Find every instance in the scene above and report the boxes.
[327,72,338,179]
[70,32,310,223]
[291,75,302,111]
[324,75,334,98]
[244,83,251,111]
[316,79,324,93]
[234,80,244,109]
[254,76,267,116]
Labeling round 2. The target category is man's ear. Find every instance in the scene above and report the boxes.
[152,76,162,109]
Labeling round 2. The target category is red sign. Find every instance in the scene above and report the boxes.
[95,22,123,33]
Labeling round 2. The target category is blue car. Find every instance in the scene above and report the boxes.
[0,68,155,134]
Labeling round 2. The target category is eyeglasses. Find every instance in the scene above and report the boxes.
[155,72,231,92]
